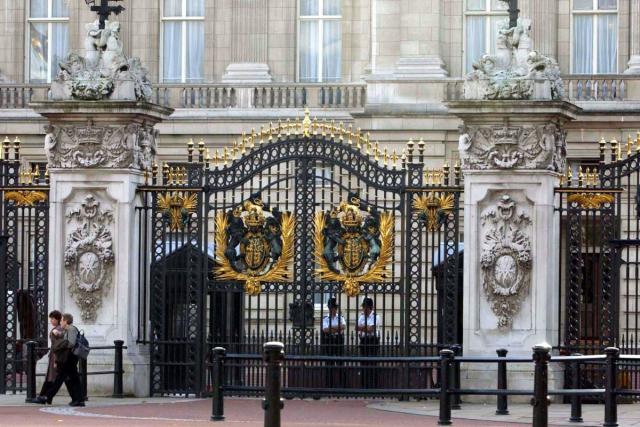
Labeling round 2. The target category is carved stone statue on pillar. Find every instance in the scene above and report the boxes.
[464,0,563,100]
[51,0,151,101]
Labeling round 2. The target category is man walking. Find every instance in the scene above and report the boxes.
[35,313,84,406]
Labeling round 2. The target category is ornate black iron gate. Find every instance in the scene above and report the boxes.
[559,138,640,398]
[137,115,464,396]
[0,143,49,394]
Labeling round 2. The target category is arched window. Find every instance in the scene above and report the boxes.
[161,0,205,83]
[28,0,69,83]
[298,0,342,83]
[572,0,618,74]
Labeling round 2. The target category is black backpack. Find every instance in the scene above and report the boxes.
[72,328,90,360]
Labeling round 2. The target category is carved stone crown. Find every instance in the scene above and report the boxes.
[494,127,520,145]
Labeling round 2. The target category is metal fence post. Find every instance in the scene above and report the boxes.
[112,340,124,398]
[531,343,551,427]
[210,347,226,422]
[603,347,619,427]
[569,353,582,423]
[451,344,462,410]
[24,341,37,402]
[79,357,88,402]
[496,349,509,415]
[438,349,454,426]
[263,342,285,427]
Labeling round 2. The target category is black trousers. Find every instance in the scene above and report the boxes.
[322,334,345,388]
[46,354,83,403]
[359,336,380,389]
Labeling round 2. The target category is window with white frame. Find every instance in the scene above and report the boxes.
[161,0,205,83]
[298,0,342,83]
[572,0,618,74]
[464,0,508,73]
[28,0,69,83]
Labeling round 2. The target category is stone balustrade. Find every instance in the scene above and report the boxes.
[447,75,640,103]
[151,83,367,110]
[563,75,631,102]
[2,77,640,111]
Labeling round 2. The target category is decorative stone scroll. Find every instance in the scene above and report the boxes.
[65,195,114,322]
[45,121,158,170]
[480,195,532,328]
[458,123,566,172]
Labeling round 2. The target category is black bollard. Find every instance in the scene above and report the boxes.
[451,345,462,410]
[496,349,509,415]
[531,343,551,427]
[112,340,124,398]
[603,347,619,427]
[438,349,454,426]
[263,342,285,427]
[79,357,88,402]
[569,354,582,423]
[25,341,37,402]
[210,347,226,422]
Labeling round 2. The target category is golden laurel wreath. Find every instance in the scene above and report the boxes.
[313,211,394,297]
[214,211,295,296]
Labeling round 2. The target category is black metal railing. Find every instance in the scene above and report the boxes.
[210,342,640,427]
[24,340,126,402]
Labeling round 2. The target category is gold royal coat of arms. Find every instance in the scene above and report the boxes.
[214,193,294,295]
[314,193,393,297]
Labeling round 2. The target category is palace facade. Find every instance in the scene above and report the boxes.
[0,0,638,168]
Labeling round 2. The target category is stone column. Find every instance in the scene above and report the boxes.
[521,0,558,59]
[31,102,172,396]
[448,100,579,396]
[221,0,273,83]
[370,0,401,76]
[626,0,640,74]
[394,0,448,78]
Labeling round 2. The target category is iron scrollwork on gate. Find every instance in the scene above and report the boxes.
[214,193,295,295]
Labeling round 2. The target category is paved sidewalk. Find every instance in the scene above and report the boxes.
[0,393,638,426]
[371,400,640,426]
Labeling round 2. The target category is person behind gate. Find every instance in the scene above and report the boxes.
[322,297,346,387]
[357,297,381,388]
[35,313,84,406]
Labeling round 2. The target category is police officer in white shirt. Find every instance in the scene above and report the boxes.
[321,297,346,356]
[357,297,381,388]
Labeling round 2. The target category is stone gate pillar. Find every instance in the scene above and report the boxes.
[447,8,583,394]
[31,16,173,396]
[447,100,579,393]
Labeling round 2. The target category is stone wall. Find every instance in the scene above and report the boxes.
[2,0,638,83]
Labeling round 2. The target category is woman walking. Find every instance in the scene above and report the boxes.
[30,310,64,404]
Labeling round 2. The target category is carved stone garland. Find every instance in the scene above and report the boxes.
[64,194,115,322]
[480,194,532,328]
